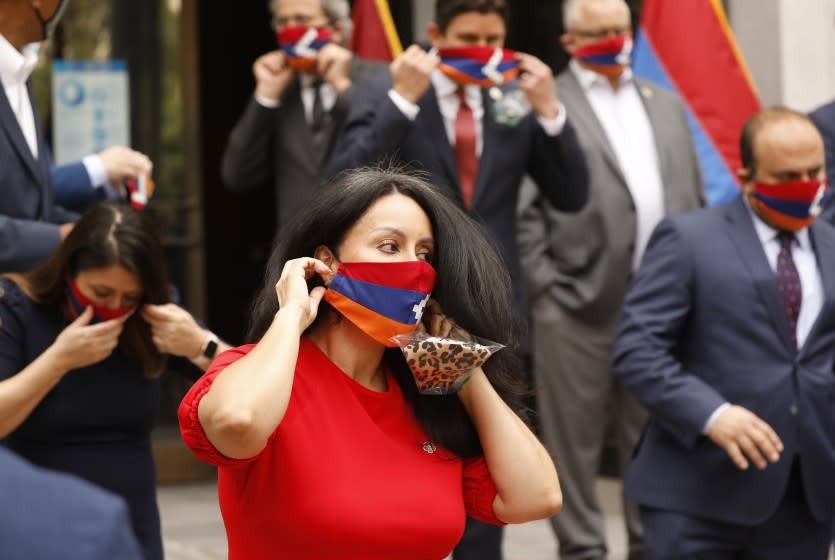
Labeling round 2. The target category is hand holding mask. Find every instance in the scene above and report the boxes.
[277,26,333,71]
[391,302,504,395]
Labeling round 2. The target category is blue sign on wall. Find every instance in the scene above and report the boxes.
[52,60,130,165]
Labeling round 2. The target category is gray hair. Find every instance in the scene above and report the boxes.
[562,0,631,30]
[269,0,353,40]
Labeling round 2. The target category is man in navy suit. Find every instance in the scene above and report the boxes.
[328,3,586,558]
[612,107,835,559]
[810,99,835,223]
[0,447,142,560]
[0,0,76,271]
[809,96,835,553]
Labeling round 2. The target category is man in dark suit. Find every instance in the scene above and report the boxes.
[808,97,835,554]
[0,447,142,560]
[221,0,382,232]
[0,0,76,272]
[327,0,588,352]
[517,1,704,558]
[612,107,835,559]
[327,1,587,558]
[810,99,835,223]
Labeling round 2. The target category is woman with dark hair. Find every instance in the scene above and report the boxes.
[0,201,230,560]
[179,168,561,559]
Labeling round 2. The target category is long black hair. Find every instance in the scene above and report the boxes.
[249,167,525,457]
[21,201,171,378]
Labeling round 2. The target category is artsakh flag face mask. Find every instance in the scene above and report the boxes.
[437,46,520,88]
[751,178,830,231]
[121,174,154,211]
[65,277,137,324]
[277,26,332,71]
[574,36,633,77]
[323,260,437,347]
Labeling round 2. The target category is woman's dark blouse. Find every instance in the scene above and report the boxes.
[0,278,193,560]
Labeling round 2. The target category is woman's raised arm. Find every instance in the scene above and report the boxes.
[196,258,329,460]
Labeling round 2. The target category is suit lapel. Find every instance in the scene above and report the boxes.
[724,197,795,352]
[29,83,51,190]
[560,71,628,188]
[799,222,835,353]
[636,79,674,212]
[0,83,43,184]
[420,86,460,194]
[471,88,499,209]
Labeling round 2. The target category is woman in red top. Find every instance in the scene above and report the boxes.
[178,168,561,559]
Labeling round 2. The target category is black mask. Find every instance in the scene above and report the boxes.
[32,0,70,40]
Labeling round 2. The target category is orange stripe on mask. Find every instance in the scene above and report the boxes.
[751,199,816,231]
[324,290,418,347]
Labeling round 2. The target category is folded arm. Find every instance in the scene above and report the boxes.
[458,368,562,524]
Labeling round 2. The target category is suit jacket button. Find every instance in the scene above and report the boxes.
[789,404,798,415]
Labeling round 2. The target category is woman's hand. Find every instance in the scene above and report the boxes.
[0,307,125,438]
[275,257,331,331]
[142,303,206,357]
[49,307,125,372]
[422,299,468,339]
[197,257,330,460]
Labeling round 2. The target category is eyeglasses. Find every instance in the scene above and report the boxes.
[275,14,326,28]
[569,27,631,40]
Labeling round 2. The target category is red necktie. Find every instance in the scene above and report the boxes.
[455,88,478,209]
[776,231,802,349]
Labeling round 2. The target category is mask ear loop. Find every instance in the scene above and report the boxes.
[312,248,340,289]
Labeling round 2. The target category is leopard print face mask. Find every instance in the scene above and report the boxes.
[391,330,504,395]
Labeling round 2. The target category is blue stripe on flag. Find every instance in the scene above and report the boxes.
[329,275,428,325]
[633,31,739,206]
[752,193,815,219]
[441,59,516,75]
[581,53,620,66]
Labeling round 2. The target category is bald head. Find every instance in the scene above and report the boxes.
[562,0,630,31]
[739,107,825,182]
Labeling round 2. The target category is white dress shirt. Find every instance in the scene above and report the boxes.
[570,60,665,271]
[255,74,337,126]
[388,69,568,157]
[750,210,823,348]
[81,154,111,189]
[702,205,824,433]
[0,34,40,159]
[1,37,114,197]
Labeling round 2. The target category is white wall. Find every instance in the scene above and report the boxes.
[778,0,835,111]
[731,0,835,112]
[412,0,433,44]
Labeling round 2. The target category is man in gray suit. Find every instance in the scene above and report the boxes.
[517,0,704,558]
[221,0,381,232]
[0,0,77,272]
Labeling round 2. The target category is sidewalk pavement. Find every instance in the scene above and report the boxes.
[158,478,629,560]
